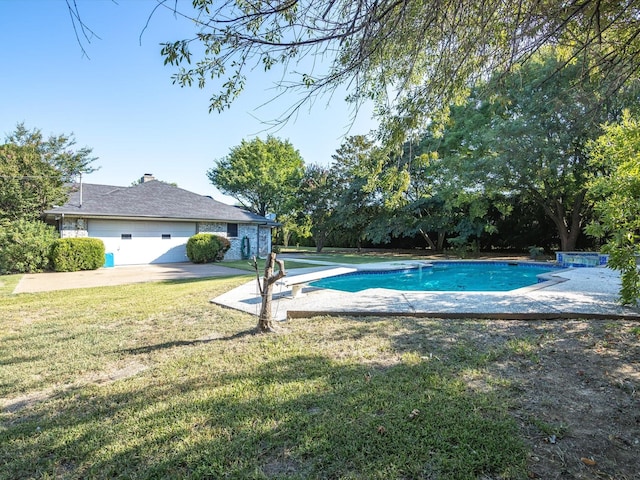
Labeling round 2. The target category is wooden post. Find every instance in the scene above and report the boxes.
[254,253,286,333]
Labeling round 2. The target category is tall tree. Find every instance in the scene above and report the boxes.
[0,124,97,273]
[207,136,304,217]
[6,123,97,182]
[388,142,495,252]
[0,124,97,222]
[156,0,640,142]
[298,164,336,252]
[330,136,405,249]
[420,50,639,251]
[586,111,640,305]
[0,144,66,222]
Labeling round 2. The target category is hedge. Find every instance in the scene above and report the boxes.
[50,237,106,272]
[186,233,231,263]
[0,219,59,274]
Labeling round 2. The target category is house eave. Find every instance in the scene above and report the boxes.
[44,212,275,226]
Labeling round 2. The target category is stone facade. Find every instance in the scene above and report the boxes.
[197,222,271,260]
[258,226,271,257]
[60,217,89,238]
[197,222,226,235]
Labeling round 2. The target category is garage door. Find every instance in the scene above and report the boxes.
[88,219,196,266]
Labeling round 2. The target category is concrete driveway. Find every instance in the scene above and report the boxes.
[13,263,249,294]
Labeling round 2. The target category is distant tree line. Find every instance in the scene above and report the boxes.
[211,48,639,255]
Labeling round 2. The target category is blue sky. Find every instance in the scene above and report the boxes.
[0,0,376,201]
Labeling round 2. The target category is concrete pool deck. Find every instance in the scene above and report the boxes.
[211,260,640,320]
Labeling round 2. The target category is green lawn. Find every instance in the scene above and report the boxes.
[0,274,21,296]
[278,248,426,265]
[221,258,324,272]
[1,274,528,479]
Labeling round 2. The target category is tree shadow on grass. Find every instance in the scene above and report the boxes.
[0,338,528,479]
[340,315,640,480]
[119,328,258,355]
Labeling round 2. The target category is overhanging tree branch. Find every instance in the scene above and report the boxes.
[68,0,640,144]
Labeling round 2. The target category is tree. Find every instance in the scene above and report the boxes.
[330,136,404,249]
[0,143,67,222]
[207,136,304,217]
[6,123,97,182]
[386,142,498,252]
[0,124,98,222]
[298,164,336,252]
[586,111,640,305]
[481,52,639,251]
[0,124,98,273]
[156,0,640,143]
[417,50,639,251]
[253,253,286,332]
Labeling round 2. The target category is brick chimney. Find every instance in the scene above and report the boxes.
[141,173,155,183]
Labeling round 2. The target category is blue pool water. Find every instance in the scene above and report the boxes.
[310,262,560,293]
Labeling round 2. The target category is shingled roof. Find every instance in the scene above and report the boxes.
[45,180,273,224]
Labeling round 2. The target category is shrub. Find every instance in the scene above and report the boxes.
[186,233,230,263]
[50,237,105,272]
[528,246,545,259]
[217,235,231,254]
[0,219,59,274]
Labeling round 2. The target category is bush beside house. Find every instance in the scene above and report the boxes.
[50,238,105,272]
[0,220,59,274]
[186,233,231,263]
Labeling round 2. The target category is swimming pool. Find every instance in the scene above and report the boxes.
[310,262,561,293]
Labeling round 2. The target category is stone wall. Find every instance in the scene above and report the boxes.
[197,222,270,260]
[60,217,89,238]
[197,222,226,235]
[258,226,271,257]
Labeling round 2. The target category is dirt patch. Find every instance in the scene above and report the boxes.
[1,389,53,414]
[475,320,639,480]
[1,361,148,414]
[89,361,149,385]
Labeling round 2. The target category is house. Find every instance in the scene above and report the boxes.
[43,174,276,266]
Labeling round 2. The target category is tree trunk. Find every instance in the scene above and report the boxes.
[565,194,585,251]
[255,253,286,333]
[281,227,291,247]
[546,213,575,252]
[530,188,586,252]
[437,230,446,252]
[418,228,437,251]
[314,232,326,253]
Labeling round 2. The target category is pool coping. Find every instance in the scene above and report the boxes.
[211,260,640,321]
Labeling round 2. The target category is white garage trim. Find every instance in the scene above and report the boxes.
[88,219,195,266]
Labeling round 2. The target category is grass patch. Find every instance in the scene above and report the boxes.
[221,258,326,272]
[300,254,401,264]
[279,246,426,265]
[282,253,421,265]
[1,279,529,479]
[529,417,569,439]
[0,274,22,296]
